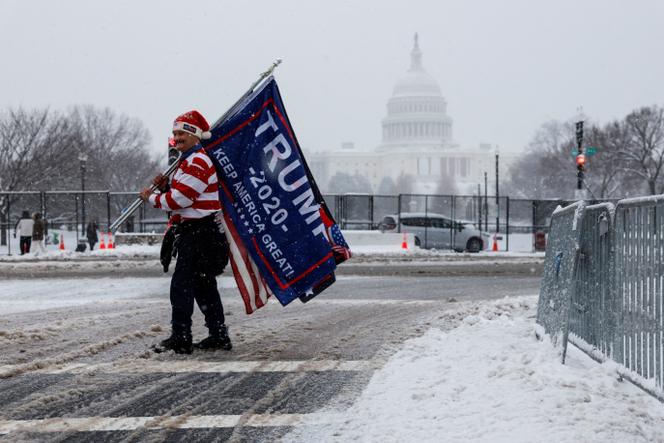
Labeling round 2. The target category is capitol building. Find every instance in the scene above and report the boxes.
[309,34,515,195]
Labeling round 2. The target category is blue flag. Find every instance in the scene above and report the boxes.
[203,78,350,309]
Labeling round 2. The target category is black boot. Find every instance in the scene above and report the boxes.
[194,325,232,351]
[154,330,193,354]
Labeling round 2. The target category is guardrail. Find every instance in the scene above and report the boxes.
[537,196,664,401]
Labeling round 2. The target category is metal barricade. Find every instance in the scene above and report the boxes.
[614,197,664,392]
[539,196,664,400]
[536,201,585,359]
[569,203,615,357]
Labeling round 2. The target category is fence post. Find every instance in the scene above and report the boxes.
[340,195,346,230]
[397,194,402,233]
[6,198,10,254]
[106,192,111,231]
[74,194,80,242]
[40,191,45,218]
[450,194,455,248]
[369,195,374,230]
[506,197,510,252]
[425,195,429,244]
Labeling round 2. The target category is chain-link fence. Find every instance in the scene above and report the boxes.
[325,193,579,252]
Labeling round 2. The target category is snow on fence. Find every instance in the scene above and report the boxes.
[537,196,664,401]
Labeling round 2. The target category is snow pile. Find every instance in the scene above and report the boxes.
[285,297,664,443]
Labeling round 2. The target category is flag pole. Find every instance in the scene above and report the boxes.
[108,59,283,234]
[211,59,282,129]
[108,153,182,233]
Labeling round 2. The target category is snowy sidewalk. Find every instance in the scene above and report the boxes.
[284,296,664,443]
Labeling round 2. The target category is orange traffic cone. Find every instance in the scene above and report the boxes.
[401,232,408,250]
[99,232,106,250]
[107,232,114,249]
[492,234,498,252]
[59,234,65,251]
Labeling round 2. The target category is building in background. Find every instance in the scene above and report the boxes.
[309,34,515,195]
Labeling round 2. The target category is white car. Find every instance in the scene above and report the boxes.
[379,212,489,252]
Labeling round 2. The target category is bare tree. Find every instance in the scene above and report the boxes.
[0,106,160,243]
[327,172,373,194]
[0,108,81,243]
[504,120,576,199]
[619,106,664,195]
[67,105,159,192]
[0,108,79,192]
[583,122,639,199]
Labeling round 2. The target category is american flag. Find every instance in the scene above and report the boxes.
[217,212,272,314]
[319,208,351,264]
[327,223,352,262]
[219,207,349,313]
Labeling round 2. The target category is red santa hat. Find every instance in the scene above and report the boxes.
[172,110,212,140]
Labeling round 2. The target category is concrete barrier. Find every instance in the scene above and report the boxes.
[341,230,414,250]
[114,230,414,250]
[115,232,163,246]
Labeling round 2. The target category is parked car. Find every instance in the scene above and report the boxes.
[379,212,489,252]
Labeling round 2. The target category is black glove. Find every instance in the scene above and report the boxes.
[160,226,177,273]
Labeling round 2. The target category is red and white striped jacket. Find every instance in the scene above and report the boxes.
[148,145,221,220]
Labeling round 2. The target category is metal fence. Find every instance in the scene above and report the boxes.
[1,190,579,253]
[0,191,172,250]
[325,193,581,251]
[537,196,664,401]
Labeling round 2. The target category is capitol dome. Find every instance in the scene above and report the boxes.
[392,35,442,98]
[379,34,453,151]
[392,70,442,97]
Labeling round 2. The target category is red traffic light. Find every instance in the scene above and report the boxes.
[576,154,586,166]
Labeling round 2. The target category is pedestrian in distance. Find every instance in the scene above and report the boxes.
[14,210,34,255]
[140,110,231,355]
[31,212,47,255]
[86,219,99,251]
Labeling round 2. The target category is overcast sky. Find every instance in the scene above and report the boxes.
[2,0,664,158]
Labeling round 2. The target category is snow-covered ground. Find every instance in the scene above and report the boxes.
[1,273,661,441]
[0,276,238,314]
[284,296,664,442]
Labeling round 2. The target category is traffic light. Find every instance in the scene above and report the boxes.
[576,153,585,190]
[576,153,586,168]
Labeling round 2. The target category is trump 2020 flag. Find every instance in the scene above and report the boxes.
[203,77,350,313]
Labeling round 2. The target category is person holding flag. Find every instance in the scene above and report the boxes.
[140,110,231,354]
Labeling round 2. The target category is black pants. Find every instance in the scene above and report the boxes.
[19,236,31,254]
[88,241,96,251]
[170,217,227,333]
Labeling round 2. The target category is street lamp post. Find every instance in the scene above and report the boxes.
[79,153,88,236]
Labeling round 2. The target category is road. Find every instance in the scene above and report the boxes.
[0,265,541,442]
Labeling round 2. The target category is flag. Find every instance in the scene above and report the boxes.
[203,77,350,313]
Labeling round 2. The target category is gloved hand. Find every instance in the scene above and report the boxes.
[152,174,169,192]
[139,187,152,202]
[160,226,176,273]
